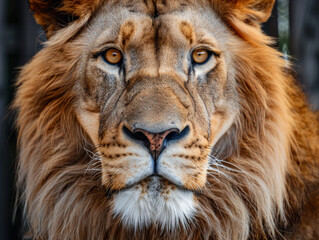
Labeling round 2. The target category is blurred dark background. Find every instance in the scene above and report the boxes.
[0,0,318,239]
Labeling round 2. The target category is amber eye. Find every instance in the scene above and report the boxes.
[192,49,209,64]
[103,48,122,65]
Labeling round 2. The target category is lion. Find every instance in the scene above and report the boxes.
[14,0,319,239]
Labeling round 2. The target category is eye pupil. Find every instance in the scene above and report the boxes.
[192,49,208,64]
[104,48,122,64]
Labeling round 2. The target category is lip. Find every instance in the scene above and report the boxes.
[112,174,204,197]
[119,173,163,190]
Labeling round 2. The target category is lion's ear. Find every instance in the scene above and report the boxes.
[236,0,275,23]
[29,0,103,38]
[213,0,275,25]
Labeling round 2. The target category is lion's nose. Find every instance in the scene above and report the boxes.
[123,126,189,161]
[133,128,178,160]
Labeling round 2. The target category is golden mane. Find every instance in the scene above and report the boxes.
[14,0,319,239]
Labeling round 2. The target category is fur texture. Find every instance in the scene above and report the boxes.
[15,0,319,239]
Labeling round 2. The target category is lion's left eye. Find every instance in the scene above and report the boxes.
[192,48,212,65]
[101,48,122,65]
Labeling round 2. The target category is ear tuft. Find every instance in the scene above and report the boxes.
[29,0,104,38]
[212,0,275,25]
[244,0,275,23]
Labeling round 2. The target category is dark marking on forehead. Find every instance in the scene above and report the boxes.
[120,21,135,47]
[121,0,156,17]
[155,0,191,15]
[180,21,195,45]
[153,20,161,68]
[119,0,191,18]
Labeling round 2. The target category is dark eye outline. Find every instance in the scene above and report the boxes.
[191,48,217,66]
[100,48,123,66]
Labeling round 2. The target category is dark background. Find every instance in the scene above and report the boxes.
[0,0,318,239]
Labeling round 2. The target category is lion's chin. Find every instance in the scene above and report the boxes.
[113,176,197,230]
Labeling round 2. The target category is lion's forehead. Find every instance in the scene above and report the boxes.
[102,0,207,17]
[87,1,226,52]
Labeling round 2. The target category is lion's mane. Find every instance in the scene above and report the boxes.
[14,1,319,239]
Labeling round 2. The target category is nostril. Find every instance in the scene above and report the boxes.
[165,129,180,141]
[165,126,190,142]
[123,126,150,148]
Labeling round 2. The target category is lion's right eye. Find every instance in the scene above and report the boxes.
[192,49,209,64]
[102,48,122,65]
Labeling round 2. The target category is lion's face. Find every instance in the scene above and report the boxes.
[75,1,238,228]
[18,0,294,238]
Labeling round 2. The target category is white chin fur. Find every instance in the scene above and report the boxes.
[113,177,197,231]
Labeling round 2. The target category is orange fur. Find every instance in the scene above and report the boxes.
[15,1,319,239]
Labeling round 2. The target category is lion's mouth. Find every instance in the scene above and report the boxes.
[116,174,202,197]
[121,174,176,191]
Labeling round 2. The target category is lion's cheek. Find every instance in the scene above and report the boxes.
[210,111,237,146]
[158,150,209,190]
[75,107,100,146]
[100,148,154,190]
[183,166,208,189]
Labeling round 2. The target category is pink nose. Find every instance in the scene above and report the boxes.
[134,128,179,160]
[123,125,190,162]
[136,129,178,151]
